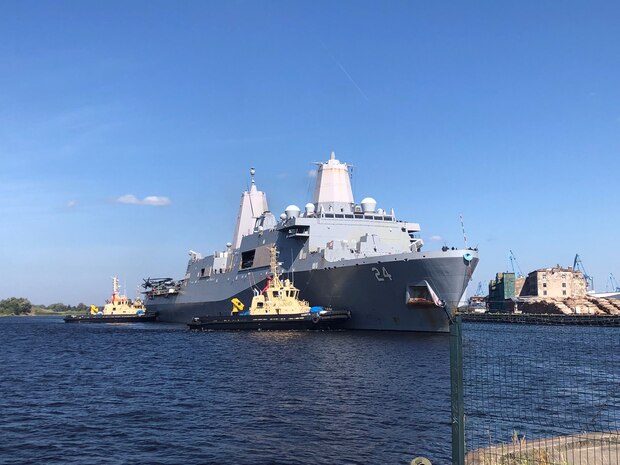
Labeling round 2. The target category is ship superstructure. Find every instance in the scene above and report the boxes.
[144,152,478,332]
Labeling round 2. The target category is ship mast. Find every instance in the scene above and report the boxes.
[312,152,354,214]
[112,276,119,301]
[231,168,269,250]
[269,246,283,288]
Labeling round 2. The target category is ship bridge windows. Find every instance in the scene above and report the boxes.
[284,225,310,239]
[319,212,394,221]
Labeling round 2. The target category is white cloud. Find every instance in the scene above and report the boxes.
[142,196,171,206]
[115,194,171,206]
[307,169,317,178]
[66,200,78,208]
[116,194,140,204]
[429,235,443,241]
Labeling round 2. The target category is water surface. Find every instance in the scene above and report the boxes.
[0,317,451,465]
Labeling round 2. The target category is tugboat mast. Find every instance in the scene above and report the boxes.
[268,246,283,289]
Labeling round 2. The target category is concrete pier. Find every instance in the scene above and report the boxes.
[460,312,620,326]
[466,432,620,465]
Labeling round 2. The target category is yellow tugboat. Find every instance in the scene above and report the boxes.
[64,277,156,323]
[188,246,350,330]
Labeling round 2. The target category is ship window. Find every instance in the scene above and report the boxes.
[335,214,344,218]
[240,250,255,269]
[257,302,264,308]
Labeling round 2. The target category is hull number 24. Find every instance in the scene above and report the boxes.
[372,267,393,282]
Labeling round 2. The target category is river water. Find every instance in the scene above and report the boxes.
[0,317,451,465]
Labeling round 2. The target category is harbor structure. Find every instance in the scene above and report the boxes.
[521,266,587,298]
[487,273,525,312]
[486,265,620,316]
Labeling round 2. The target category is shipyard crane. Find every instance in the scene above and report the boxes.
[475,281,485,296]
[609,273,620,292]
[509,250,524,278]
[573,254,594,291]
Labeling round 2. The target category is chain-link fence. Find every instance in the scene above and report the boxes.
[450,316,620,465]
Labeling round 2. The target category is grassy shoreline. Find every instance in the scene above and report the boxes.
[1,310,79,317]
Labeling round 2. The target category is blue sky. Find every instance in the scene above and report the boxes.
[1,1,619,305]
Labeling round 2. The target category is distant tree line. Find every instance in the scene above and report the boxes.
[0,297,89,315]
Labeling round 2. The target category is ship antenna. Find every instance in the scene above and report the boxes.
[248,167,256,218]
[460,214,469,249]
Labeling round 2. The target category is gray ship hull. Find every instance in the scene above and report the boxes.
[146,250,477,332]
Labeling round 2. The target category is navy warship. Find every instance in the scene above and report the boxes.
[143,153,478,332]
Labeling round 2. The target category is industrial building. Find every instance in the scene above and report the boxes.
[521,266,587,298]
[486,265,620,315]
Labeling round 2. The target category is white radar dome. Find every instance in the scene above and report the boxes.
[305,203,315,216]
[361,197,377,214]
[285,205,301,219]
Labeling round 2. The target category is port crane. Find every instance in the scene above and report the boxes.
[474,281,485,296]
[573,254,594,291]
[609,273,620,292]
[509,250,524,278]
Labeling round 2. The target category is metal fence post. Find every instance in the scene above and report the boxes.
[450,315,465,465]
